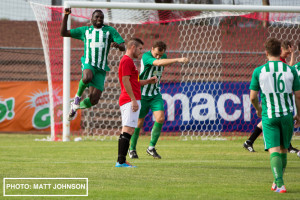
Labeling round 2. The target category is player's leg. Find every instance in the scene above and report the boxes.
[243,121,262,152]
[146,95,164,159]
[129,118,145,159]
[129,98,150,159]
[68,67,94,121]
[79,86,102,108]
[79,68,105,108]
[273,114,294,193]
[262,117,284,192]
[116,101,141,167]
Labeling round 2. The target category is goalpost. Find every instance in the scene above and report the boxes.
[30,1,300,141]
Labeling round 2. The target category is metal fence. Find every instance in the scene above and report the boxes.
[1,0,300,82]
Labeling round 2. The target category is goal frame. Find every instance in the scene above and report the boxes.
[62,1,300,141]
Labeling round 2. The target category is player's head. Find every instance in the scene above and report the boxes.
[264,38,281,58]
[91,10,104,28]
[127,38,144,59]
[281,40,292,59]
[151,41,167,59]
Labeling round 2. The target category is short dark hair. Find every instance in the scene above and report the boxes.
[281,40,292,50]
[92,10,104,17]
[127,38,144,49]
[264,38,281,57]
[153,41,167,52]
[298,41,300,51]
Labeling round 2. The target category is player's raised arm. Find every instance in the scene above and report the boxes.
[60,8,71,37]
[152,57,189,66]
[111,42,126,51]
[288,45,295,66]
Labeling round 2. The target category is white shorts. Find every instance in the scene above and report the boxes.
[120,101,141,128]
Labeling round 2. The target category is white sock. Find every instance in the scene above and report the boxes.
[148,146,154,150]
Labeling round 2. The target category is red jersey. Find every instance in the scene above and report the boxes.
[118,55,141,106]
[280,57,287,64]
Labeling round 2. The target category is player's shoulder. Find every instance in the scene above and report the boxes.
[292,62,300,68]
[142,51,153,58]
[103,24,117,31]
[75,26,89,30]
[121,55,133,63]
[253,63,266,73]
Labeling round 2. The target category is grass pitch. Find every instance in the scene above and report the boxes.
[0,134,299,200]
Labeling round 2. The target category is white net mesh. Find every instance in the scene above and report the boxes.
[30,2,300,140]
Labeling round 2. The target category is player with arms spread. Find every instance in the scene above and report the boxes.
[60,8,125,121]
[129,41,189,159]
[249,38,300,193]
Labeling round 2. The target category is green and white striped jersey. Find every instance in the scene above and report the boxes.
[250,61,300,119]
[140,51,167,97]
[70,25,124,72]
[293,62,300,79]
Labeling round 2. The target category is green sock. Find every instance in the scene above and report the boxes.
[130,128,140,151]
[280,153,287,174]
[270,152,284,187]
[76,79,88,97]
[79,98,93,109]
[149,122,163,147]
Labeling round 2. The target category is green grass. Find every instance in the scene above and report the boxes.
[0,134,300,200]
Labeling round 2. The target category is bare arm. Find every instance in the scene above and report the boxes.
[122,76,139,112]
[60,8,71,37]
[250,90,262,118]
[111,42,125,51]
[289,45,295,66]
[152,57,189,66]
[140,76,158,86]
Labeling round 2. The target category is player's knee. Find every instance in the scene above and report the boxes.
[82,70,93,84]
[156,116,165,124]
[137,120,144,128]
[82,76,92,84]
[89,96,100,105]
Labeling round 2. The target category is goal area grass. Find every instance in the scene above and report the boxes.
[1,134,299,200]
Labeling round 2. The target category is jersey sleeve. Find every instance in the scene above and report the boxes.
[249,68,260,91]
[109,27,125,44]
[121,59,133,77]
[291,67,300,91]
[142,52,157,66]
[70,26,86,41]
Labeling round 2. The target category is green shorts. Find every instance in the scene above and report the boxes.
[81,63,106,91]
[262,113,293,151]
[139,94,164,119]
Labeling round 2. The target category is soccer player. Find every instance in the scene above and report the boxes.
[129,41,189,159]
[60,8,125,121]
[249,38,300,193]
[116,38,158,167]
[244,40,299,153]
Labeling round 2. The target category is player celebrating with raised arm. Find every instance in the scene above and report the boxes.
[116,38,158,168]
[249,38,300,193]
[60,8,125,121]
[129,41,189,159]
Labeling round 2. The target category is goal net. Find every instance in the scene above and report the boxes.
[30,2,300,141]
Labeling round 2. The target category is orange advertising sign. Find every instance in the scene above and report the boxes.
[0,81,81,132]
